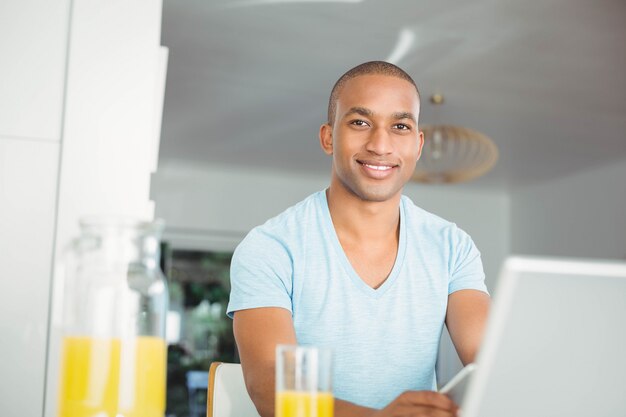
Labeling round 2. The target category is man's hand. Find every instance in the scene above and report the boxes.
[369,391,458,417]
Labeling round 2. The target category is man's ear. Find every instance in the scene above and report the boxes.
[416,130,425,160]
[319,124,333,155]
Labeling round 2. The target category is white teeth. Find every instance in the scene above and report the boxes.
[364,163,392,171]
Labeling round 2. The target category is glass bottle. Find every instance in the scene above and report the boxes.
[57,218,168,417]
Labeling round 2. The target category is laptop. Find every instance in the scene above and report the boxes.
[462,256,626,417]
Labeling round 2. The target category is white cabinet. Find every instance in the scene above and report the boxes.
[0,0,69,141]
[0,2,167,415]
[0,137,60,416]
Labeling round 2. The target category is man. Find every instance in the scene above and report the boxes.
[227,61,490,417]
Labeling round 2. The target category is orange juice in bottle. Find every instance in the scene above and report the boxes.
[58,336,166,417]
[57,219,169,417]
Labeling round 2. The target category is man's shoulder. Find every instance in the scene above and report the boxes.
[260,190,323,230]
[232,190,326,267]
[240,190,324,244]
[400,194,475,248]
[401,194,456,229]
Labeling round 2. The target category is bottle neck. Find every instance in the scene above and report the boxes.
[78,218,164,267]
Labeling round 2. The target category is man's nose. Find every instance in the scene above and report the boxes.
[365,127,393,155]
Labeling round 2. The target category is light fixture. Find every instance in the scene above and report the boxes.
[413,94,498,184]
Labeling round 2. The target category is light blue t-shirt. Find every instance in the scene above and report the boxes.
[227,190,487,409]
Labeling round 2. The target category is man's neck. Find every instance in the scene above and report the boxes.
[326,182,402,242]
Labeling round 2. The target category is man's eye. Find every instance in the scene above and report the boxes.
[394,123,410,130]
[350,120,369,127]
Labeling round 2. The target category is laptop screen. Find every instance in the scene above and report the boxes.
[462,256,626,417]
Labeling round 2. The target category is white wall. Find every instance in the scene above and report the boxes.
[151,163,330,248]
[511,159,626,260]
[151,162,510,384]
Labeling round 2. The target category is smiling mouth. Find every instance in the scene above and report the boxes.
[357,161,398,171]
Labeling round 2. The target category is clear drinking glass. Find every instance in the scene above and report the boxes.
[275,345,333,417]
[57,218,168,417]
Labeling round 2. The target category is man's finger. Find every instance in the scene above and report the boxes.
[395,403,458,417]
[398,390,458,411]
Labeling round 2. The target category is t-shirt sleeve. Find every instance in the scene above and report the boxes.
[227,228,294,318]
[448,226,489,295]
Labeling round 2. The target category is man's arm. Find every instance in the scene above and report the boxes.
[233,307,297,417]
[234,307,459,417]
[234,307,373,417]
[445,289,490,365]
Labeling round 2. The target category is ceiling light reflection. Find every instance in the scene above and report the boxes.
[386,28,415,65]
[223,0,363,8]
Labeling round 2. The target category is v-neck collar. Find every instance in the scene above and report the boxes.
[319,190,407,299]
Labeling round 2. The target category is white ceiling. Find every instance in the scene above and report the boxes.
[158,0,626,189]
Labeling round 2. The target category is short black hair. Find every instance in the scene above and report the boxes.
[327,61,420,126]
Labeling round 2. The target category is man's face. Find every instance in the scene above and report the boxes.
[321,74,424,202]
